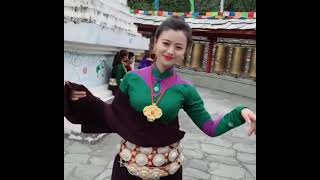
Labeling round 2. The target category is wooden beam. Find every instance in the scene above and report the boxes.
[136,23,256,39]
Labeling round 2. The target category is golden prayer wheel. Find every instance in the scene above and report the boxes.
[212,45,228,74]
[240,48,250,74]
[248,48,256,79]
[190,43,205,70]
[230,47,246,77]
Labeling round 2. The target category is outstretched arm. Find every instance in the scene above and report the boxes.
[183,86,256,137]
[64,81,112,133]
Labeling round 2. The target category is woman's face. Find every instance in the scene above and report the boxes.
[154,29,187,68]
[129,56,135,64]
[121,55,129,64]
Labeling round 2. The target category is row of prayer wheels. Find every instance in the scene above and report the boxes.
[188,43,256,80]
[212,45,256,79]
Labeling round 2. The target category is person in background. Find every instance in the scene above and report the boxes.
[108,50,128,95]
[138,50,153,69]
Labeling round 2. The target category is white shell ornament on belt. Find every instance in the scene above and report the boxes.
[126,163,138,176]
[135,153,148,167]
[125,141,137,150]
[120,148,132,161]
[137,167,150,179]
[150,168,163,179]
[168,149,179,162]
[152,154,166,167]
[168,162,181,175]
[157,146,169,154]
[139,147,153,155]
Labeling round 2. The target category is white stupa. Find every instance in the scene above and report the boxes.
[64,0,149,53]
[64,0,149,144]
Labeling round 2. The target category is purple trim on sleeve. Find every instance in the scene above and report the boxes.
[202,114,224,137]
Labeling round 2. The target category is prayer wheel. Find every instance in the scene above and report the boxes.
[241,48,250,74]
[190,43,204,70]
[230,47,245,77]
[212,45,228,74]
[248,48,256,79]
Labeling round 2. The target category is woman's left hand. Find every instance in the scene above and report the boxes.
[241,108,256,136]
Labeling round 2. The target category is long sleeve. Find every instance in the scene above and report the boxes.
[64,80,185,147]
[64,82,113,133]
[183,86,246,137]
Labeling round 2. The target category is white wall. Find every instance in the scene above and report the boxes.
[64,51,113,87]
[64,23,149,51]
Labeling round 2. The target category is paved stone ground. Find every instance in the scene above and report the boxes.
[64,86,256,180]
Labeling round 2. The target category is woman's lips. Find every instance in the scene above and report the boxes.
[164,55,173,61]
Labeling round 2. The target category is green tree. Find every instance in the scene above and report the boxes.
[128,0,154,10]
[159,0,190,12]
[195,0,220,12]
[224,0,256,11]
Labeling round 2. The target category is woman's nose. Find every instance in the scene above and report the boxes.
[166,46,174,56]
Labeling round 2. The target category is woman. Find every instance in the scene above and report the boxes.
[108,50,128,95]
[64,17,256,180]
[138,50,153,69]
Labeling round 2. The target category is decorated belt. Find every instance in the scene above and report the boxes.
[118,140,184,180]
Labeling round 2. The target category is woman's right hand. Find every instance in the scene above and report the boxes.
[70,90,87,101]
[65,81,87,101]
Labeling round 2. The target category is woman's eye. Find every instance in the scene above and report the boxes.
[163,42,170,46]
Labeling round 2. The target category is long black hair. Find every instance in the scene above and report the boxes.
[112,50,128,67]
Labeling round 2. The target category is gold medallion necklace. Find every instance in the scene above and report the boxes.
[142,67,171,122]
